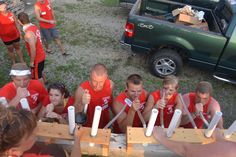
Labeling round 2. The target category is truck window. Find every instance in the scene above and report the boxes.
[214,2,233,34]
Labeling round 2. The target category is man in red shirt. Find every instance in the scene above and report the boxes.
[74,63,114,128]
[18,12,46,84]
[180,81,223,128]
[0,0,24,64]
[0,63,49,115]
[143,75,183,128]
[34,0,67,55]
[112,74,149,133]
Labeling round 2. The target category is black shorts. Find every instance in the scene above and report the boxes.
[3,37,20,45]
[31,60,45,79]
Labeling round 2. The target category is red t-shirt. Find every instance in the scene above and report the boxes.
[44,96,74,114]
[181,92,210,128]
[23,154,50,157]
[25,24,46,63]
[0,80,49,109]
[113,90,147,133]
[80,79,113,128]
[0,12,20,42]
[35,0,55,29]
[152,90,178,128]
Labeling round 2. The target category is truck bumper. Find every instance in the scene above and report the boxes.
[120,34,133,53]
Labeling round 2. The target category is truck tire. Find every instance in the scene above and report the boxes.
[149,49,183,77]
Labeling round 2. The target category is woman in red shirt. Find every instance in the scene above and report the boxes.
[0,1,24,64]
[38,82,75,123]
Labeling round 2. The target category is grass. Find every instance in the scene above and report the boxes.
[101,0,119,7]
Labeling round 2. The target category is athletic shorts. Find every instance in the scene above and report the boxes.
[3,37,20,45]
[31,60,44,79]
[40,27,59,42]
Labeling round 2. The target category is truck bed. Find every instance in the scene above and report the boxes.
[140,0,221,33]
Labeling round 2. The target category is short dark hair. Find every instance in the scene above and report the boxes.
[126,74,143,87]
[195,81,213,95]
[18,12,30,24]
[48,82,70,98]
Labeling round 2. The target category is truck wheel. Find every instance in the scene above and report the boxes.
[150,49,183,77]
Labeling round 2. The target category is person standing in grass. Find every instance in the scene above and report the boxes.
[18,12,46,84]
[34,0,68,56]
[0,0,24,64]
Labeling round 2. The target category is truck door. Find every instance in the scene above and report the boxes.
[214,24,236,82]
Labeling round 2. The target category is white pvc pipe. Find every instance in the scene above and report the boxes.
[224,120,236,138]
[160,90,166,128]
[166,109,182,138]
[199,112,209,127]
[68,106,76,135]
[84,104,88,114]
[20,98,30,110]
[145,108,159,137]
[204,111,222,138]
[0,97,8,107]
[91,106,102,137]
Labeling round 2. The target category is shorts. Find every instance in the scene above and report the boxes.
[31,60,44,79]
[40,27,59,42]
[3,37,20,45]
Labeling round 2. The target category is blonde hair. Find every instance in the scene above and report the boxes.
[163,75,179,87]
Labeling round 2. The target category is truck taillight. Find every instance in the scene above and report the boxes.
[125,22,134,37]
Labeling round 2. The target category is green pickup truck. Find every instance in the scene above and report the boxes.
[121,0,236,83]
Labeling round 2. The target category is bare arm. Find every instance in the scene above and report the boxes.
[24,32,36,66]
[70,126,82,157]
[153,126,188,156]
[180,93,193,126]
[154,127,236,157]
[48,0,56,20]
[34,5,55,24]
[175,94,184,127]
[112,100,136,133]
[74,86,85,113]
[142,95,155,122]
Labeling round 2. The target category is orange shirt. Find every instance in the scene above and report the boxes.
[35,0,55,29]
[0,80,49,109]
[80,79,113,128]
[25,24,46,63]
[113,89,147,133]
[151,90,178,128]
[0,12,20,42]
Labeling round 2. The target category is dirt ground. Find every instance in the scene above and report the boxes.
[0,0,236,127]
